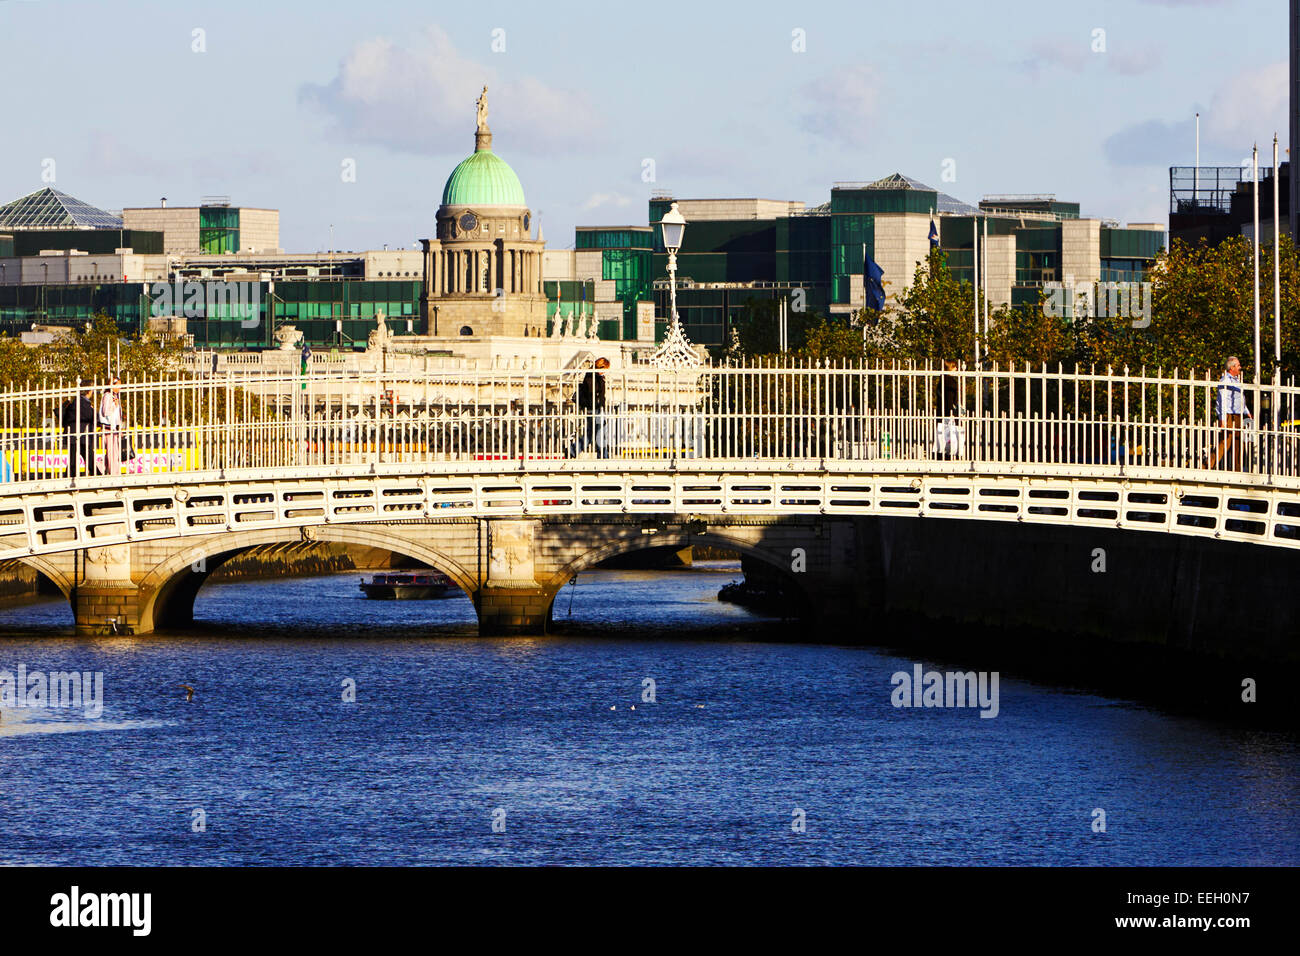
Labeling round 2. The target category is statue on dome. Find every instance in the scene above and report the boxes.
[476,86,489,132]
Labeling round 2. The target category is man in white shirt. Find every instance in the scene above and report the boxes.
[1213,356,1253,471]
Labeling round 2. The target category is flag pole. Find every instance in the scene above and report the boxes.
[1273,134,1282,375]
[983,216,989,353]
[861,242,867,349]
[1194,113,1200,199]
[1253,144,1261,403]
[973,216,981,366]
[1274,133,1282,436]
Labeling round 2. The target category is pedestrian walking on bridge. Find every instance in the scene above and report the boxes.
[572,357,609,459]
[1213,356,1254,471]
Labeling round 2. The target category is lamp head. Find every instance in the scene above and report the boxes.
[659,202,686,254]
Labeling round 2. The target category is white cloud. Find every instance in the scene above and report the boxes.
[1019,37,1089,75]
[1105,60,1288,166]
[1109,46,1163,77]
[85,130,279,183]
[299,26,600,156]
[1202,61,1288,155]
[580,192,634,212]
[1018,35,1161,77]
[797,65,880,147]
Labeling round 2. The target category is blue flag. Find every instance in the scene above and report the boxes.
[864,251,886,312]
[928,219,939,247]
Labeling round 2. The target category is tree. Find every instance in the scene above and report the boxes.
[1143,234,1300,378]
[36,312,187,384]
[731,296,820,357]
[983,293,1072,369]
[889,249,980,362]
[799,317,864,364]
[0,335,43,386]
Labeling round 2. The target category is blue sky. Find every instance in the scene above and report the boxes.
[0,0,1288,252]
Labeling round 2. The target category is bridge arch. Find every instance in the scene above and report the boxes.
[542,528,815,621]
[15,555,75,600]
[135,525,478,631]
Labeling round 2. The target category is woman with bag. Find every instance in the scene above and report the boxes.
[100,376,124,476]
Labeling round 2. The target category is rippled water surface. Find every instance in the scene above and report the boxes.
[0,564,1296,865]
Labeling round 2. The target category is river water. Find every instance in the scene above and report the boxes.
[0,562,1296,865]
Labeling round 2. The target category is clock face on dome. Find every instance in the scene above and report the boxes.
[523,213,530,232]
[458,212,478,233]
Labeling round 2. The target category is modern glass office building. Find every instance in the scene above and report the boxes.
[614,177,1164,347]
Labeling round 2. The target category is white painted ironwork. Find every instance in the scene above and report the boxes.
[649,319,702,368]
[3,361,1300,559]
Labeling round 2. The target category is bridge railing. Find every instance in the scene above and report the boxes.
[1,362,1298,487]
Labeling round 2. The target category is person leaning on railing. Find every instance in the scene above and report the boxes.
[61,381,98,478]
[1213,356,1253,471]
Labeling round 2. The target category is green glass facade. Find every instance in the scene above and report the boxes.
[252,280,421,350]
[830,212,874,304]
[1100,226,1163,261]
[776,216,831,286]
[0,283,152,332]
[199,206,240,255]
[577,226,653,339]
[1100,258,1149,282]
[1013,223,1061,287]
[0,279,422,349]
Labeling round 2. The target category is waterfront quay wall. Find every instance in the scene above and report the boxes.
[857,517,1297,667]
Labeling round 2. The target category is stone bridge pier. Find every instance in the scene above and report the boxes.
[27,516,867,637]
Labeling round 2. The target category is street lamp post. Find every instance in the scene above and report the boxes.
[661,202,686,335]
[650,202,699,368]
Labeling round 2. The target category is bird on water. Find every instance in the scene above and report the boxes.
[178,684,195,703]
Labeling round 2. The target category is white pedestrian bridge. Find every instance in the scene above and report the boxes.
[3,362,1299,635]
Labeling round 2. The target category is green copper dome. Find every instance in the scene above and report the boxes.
[441,149,526,207]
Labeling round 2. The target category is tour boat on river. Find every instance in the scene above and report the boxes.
[359,571,455,600]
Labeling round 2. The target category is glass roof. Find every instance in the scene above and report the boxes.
[832,173,978,216]
[0,187,124,230]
